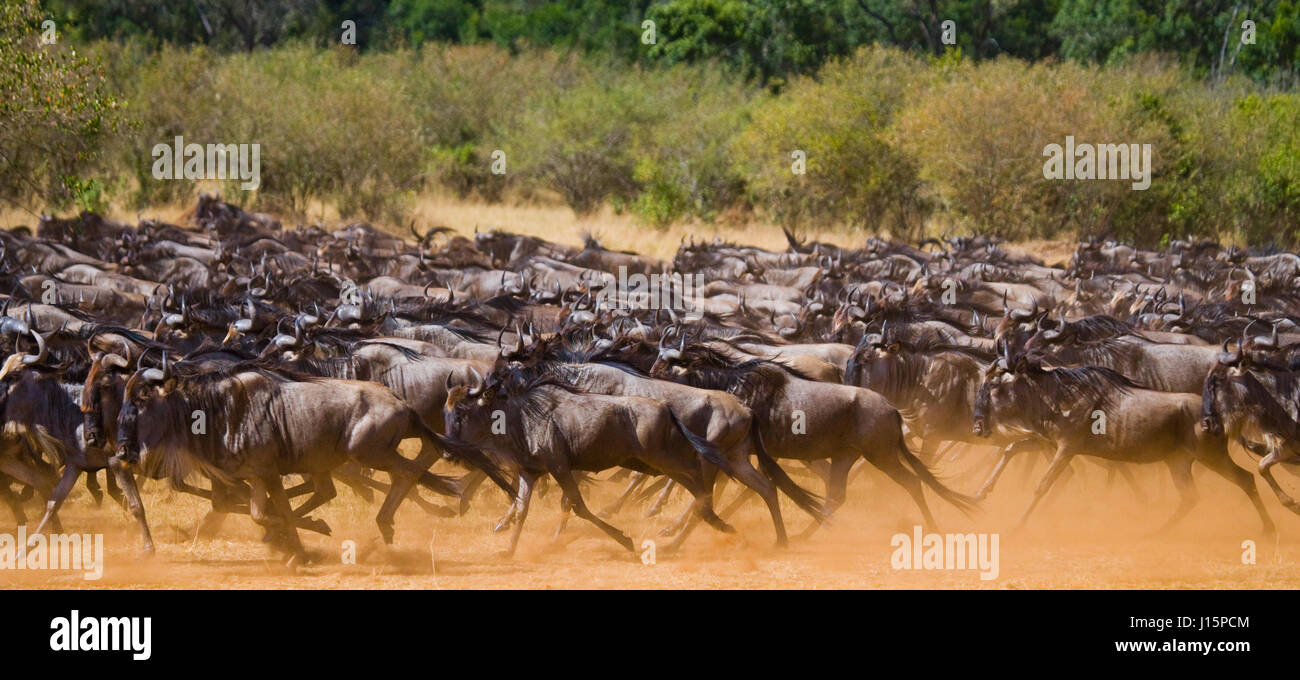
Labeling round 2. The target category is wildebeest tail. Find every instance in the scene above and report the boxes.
[29,426,67,467]
[751,424,826,521]
[413,416,518,498]
[418,470,467,498]
[666,408,729,472]
[894,423,979,515]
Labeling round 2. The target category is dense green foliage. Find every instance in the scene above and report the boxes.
[6,0,1300,244]
[1,0,120,210]
[40,0,1300,84]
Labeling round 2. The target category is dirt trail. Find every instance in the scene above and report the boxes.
[3,442,1297,589]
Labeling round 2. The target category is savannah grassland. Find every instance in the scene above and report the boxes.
[5,2,1300,588]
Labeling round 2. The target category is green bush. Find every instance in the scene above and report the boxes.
[11,36,1300,245]
[733,46,927,237]
[0,0,121,209]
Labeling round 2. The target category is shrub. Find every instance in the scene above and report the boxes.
[733,46,927,237]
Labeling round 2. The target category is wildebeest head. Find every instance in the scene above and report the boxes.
[971,352,1016,438]
[114,358,171,463]
[1201,337,1250,435]
[443,367,490,442]
[648,330,686,377]
[81,346,130,448]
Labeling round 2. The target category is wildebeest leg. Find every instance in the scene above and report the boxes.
[1016,446,1073,528]
[0,452,57,529]
[1257,447,1300,514]
[397,481,458,517]
[869,447,941,530]
[330,463,377,503]
[798,456,854,539]
[659,474,709,539]
[800,459,832,481]
[1193,444,1273,535]
[974,439,1036,500]
[109,457,154,553]
[666,465,730,546]
[664,474,734,552]
[283,476,314,499]
[1151,456,1197,534]
[599,471,648,518]
[502,470,536,557]
[368,439,444,545]
[457,469,487,515]
[645,479,677,518]
[29,463,82,540]
[104,467,125,509]
[717,479,756,519]
[723,447,791,547]
[549,494,573,546]
[245,476,303,560]
[1107,462,1146,503]
[171,479,214,500]
[193,482,234,542]
[262,475,308,561]
[550,466,634,551]
[660,497,697,539]
[83,469,104,506]
[291,474,337,519]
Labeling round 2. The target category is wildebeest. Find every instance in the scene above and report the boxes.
[6,195,1300,573]
[444,367,739,555]
[973,351,1274,533]
[114,359,513,560]
[649,342,977,534]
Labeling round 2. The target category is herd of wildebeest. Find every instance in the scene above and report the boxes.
[1,193,1298,563]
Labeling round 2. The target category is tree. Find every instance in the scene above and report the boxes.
[0,0,121,209]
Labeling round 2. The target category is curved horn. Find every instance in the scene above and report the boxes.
[1219,338,1241,365]
[21,330,46,365]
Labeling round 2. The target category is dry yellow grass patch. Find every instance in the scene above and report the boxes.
[3,193,1078,264]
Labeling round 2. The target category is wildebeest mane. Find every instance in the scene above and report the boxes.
[670,345,814,404]
[1018,362,1139,415]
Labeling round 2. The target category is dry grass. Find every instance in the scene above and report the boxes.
[1,192,942,261]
